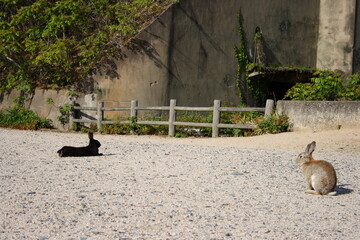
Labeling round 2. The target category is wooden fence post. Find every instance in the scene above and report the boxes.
[130,100,138,119]
[265,99,275,118]
[97,101,104,131]
[169,99,176,137]
[212,100,221,137]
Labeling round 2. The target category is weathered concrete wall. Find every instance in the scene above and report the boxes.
[353,0,360,73]
[94,0,320,108]
[276,100,360,131]
[316,0,356,75]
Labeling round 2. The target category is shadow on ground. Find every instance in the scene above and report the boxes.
[336,184,353,195]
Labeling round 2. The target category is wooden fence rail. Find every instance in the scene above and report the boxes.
[70,99,274,137]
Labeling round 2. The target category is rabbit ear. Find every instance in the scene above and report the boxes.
[88,132,94,139]
[305,141,316,156]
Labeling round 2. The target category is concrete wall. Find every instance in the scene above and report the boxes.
[353,0,360,73]
[316,0,357,75]
[94,0,320,108]
[276,100,360,131]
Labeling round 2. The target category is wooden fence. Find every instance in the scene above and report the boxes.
[70,99,274,137]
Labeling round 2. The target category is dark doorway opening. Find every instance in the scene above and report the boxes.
[249,67,315,102]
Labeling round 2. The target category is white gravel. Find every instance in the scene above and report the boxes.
[0,128,359,239]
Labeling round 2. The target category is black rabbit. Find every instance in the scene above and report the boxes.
[57,132,102,157]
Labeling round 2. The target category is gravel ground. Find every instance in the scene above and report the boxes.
[0,128,359,239]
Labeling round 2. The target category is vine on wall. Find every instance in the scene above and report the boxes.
[233,11,267,105]
[233,10,249,104]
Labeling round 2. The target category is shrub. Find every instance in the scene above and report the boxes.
[254,114,289,134]
[285,71,360,101]
[340,73,360,100]
[219,110,263,136]
[100,123,131,135]
[0,106,53,130]
[175,112,212,137]
[100,117,168,135]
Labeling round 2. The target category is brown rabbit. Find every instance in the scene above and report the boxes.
[296,141,337,195]
[57,132,102,157]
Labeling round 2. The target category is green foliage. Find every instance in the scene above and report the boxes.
[45,98,54,105]
[284,82,314,100]
[254,114,289,135]
[57,103,74,125]
[218,110,289,136]
[78,123,97,133]
[233,11,268,105]
[233,10,249,104]
[245,63,267,104]
[45,91,78,125]
[177,112,212,123]
[175,112,212,137]
[0,0,174,96]
[129,116,141,133]
[100,116,168,135]
[285,71,360,101]
[0,106,53,130]
[66,91,78,98]
[97,110,290,137]
[101,122,131,135]
[340,73,360,100]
